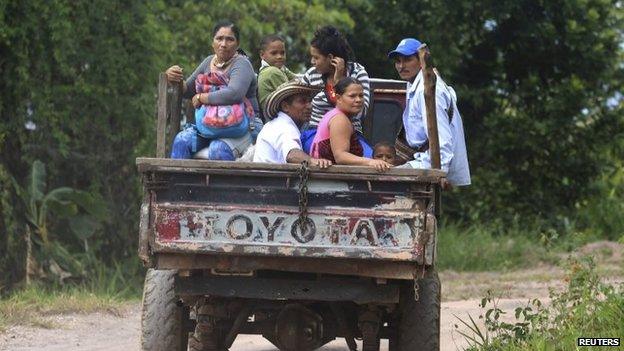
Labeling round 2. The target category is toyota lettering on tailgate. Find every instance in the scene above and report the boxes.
[153,205,424,248]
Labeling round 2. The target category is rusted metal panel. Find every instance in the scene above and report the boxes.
[147,176,429,214]
[424,213,437,265]
[151,203,427,262]
[138,158,439,268]
[155,254,421,280]
[138,191,152,266]
[175,276,400,304]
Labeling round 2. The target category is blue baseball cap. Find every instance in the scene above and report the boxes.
[388,38,423,58]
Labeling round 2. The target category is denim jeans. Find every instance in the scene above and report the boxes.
[170,126,237,160]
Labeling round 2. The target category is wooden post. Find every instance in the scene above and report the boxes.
[156,73,169,158]
[418,45,441,170]
[167,79,183,157]
[156,73,183,158]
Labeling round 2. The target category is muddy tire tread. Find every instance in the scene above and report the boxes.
[140,269,183,351]
[398,270,440,351]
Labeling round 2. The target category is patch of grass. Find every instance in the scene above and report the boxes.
[437,222,556,271]
[458,256,624,350]
[439,157,624,274]
[82,256,144,299]
[0,284,135,332]
[436,218,624,272]
[0,257,143,332]
[575,162,624,242]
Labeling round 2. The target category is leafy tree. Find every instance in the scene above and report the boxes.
[158,0,355,73]
[0,0,167,288]
[347,0,624,223]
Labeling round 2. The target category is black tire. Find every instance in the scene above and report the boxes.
[397,269,440,351]
[140,269,186,351]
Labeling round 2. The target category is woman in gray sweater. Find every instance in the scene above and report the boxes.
[165,20,262,159]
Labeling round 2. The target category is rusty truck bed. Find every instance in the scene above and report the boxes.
[137,158,444,279]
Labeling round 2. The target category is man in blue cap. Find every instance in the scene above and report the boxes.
[389,38,471,188]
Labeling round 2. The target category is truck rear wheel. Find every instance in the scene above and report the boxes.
[141,269,186,351]
[397,269,440,351]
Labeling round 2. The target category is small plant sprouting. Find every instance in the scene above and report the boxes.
[454,290,546,349]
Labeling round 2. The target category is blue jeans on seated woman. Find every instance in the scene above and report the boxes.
[170,126,251,160]
[300,129,373,158]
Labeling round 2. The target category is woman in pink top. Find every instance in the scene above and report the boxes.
[310,78,392,171]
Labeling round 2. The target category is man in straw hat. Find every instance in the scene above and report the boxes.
[388,38,471,188]
[253,81,332,167]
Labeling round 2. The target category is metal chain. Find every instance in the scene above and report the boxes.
[297,160,310,235]
[413,277,420,302]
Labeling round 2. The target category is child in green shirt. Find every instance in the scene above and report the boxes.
[258,35,296,116]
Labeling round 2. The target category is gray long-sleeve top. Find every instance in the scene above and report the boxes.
[184,54,261,121]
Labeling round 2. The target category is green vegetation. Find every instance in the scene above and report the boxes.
[0,0,166,291]
[0,282,139,332]
[350,0,624,224]
[458,257,624,350]
[438,138,624,272]
[0,256,142,331]
[437,156,624,272]
[575,154,624,242]
[437,222,553,272]
[0,0,622,294]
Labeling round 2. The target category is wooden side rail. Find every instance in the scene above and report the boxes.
[156,73,183,158]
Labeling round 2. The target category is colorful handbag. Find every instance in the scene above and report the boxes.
[194,71,254,139]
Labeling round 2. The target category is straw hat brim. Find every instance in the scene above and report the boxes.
[264,81,322,120]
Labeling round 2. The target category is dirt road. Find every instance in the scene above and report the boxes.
[1,297,532,351]
[0,266,558,351]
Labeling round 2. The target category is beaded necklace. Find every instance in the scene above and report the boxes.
[212,53,238,70]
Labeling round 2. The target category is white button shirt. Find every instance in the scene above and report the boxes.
[253,112,303,164]
[403,71,471,186]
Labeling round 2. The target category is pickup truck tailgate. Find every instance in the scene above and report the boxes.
[137,158,443,265]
